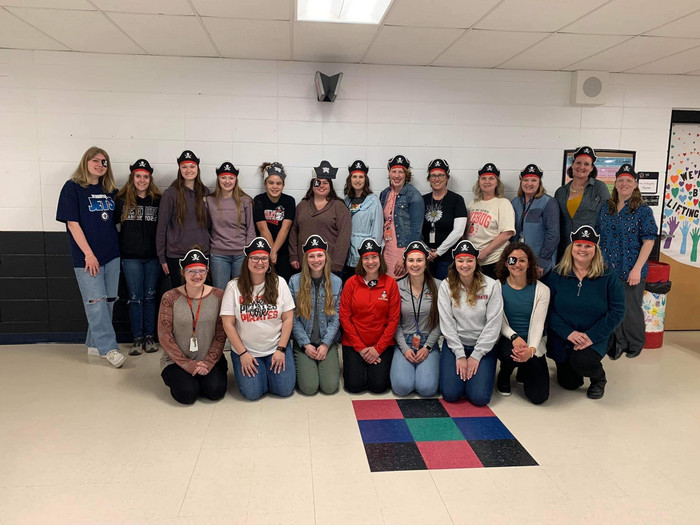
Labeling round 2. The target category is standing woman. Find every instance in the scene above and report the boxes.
[220,237,296,401]
[207,161,255,290]
[288,235,342,395]
[511,164,559,277]
[340,239,401,394]
[466,163,515,279]
[596,164,657,359]
[545,226,625,399]
[422,159,468,280]
[56,147,124,368]
[494,243,550,405]
[390,241,441,397]
[289,161,351,278]
[343,160,383,282]
[114,158,162,355]
[380,155,425,279]
[253,162,295,282]
[438,241,503,406]
[554,146,610,258]
[158,249,227,405]
[156,150,210,288]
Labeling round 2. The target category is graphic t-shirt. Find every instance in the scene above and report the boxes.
[253,193,296,252]
[466,197,515,266]
[422,190,468,262]
[56,180,119,267]
[220,278,295,357]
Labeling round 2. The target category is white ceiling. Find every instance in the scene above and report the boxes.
[1,0,700,75]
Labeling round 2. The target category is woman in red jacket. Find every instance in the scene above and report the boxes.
[340,238,400,393]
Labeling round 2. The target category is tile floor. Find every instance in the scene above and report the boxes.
[0,332,699,524]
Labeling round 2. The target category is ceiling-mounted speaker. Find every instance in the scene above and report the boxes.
[315,71,343,102]
[570,70,608,106]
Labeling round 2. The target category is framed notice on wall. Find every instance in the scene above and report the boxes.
[562,149,636,193]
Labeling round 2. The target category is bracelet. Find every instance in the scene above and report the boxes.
[237,350,248,357]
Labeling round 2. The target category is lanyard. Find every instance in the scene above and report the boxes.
[410,282,425,334]
[185,287,204,336]
[518,196,535,234]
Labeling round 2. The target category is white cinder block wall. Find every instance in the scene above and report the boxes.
[2,49,698,233]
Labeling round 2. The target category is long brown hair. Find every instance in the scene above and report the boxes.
[447,260,485,308]
[212,174,251,225]
[295,252,335,320]
[343,171,373,198]
[356,253,388,277]
[403,260,439,331]
[116,169,162,222]
[495,242,538,285]
[303,179,342,201]
[237,256,279,306]
[607,187,644,214]
[171,166,207,227]
[71,146,117,192]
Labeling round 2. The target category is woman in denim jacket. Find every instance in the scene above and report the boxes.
[380,155,425,278]
[288,235,342,395]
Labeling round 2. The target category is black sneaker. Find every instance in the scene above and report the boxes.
[143,335,158,353]
[609,346,625,360]
[625,348,642,359]
[496,369,512,397]
[129,338,143,356]
[587,378,607,399]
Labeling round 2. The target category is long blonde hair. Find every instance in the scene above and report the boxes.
[555,243,605,279]
[472,177,505,200]
[71,146,117,192]
[295,252,335,320]
[116,169,162,222]
[446,261,485,308]
[212,174,251,225]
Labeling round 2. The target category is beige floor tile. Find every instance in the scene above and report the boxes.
[373,471,452,525]
[246,510,316,524]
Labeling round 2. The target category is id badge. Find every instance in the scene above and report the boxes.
[412,334,421,351]
[189,336,198,353]
[429,230,435,244]
[519,236,524,243]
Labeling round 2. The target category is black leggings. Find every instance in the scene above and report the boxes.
[161,357,228,405]
[496,336,549,405]
[342,345,394,394]
[546,331,605,389]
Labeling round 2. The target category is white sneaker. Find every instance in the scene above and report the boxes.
[87,346,100,356]
[104,350,126,368]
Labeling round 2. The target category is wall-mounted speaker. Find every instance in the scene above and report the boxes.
[570,70,608,106]
[315,71,343,102]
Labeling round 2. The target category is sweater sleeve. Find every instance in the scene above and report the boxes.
[539,198,560,269]
[244,198,256,245]
[157,291,196,374]
[528,281,550,357]
[339,278,366,351]
[437,280,466,359]
[472,281,504,362]
[202,291,227,370]
[375,279,401,355]
[545,273,577,341]
[436,217,468,257]
[585,273,626,344]
[332,202,352,272]
[156,189,173,264]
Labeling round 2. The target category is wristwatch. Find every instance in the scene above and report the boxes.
[510,333,520,342]
[276,345,287,353]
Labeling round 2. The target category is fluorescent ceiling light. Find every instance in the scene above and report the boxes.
[297,0,393,24]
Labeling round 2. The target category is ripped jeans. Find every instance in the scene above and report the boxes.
[73,257,120,355]
[121,258,160,340]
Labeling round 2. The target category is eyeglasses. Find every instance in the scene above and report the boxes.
[429,173,446,179]
[250,256,270,263]
[184,269,207,276]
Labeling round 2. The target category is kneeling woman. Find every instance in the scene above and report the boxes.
[220,237,296,400]
[438,241,503,406]
[340,239,400,393]
[288,235,342,395]
[545,226,625,400]
[494,243,550,405]
[158,249,228,404]
[390,241,441,397]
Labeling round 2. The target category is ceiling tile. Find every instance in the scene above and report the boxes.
[500,33,629,71]
[384,0,500,28]
[432,29,548,68]
[627,45,700,74]
[91,0,193,15]
[475,0,608,32]
[563,0,700,35]
[646,9,700,38]
[0,8,68,49]
[568,36,700,72]
[107,13,216,56]
[190,0,290,19]
[0,0,94,8]
[363,26,463,66]
[203,18,290,60]
[7,7,144,53]
[294,21,377,63]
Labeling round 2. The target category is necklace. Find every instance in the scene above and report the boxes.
[569,184,584,194]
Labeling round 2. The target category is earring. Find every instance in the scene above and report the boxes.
[266,266,272,274]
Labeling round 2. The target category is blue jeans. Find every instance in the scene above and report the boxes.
[390,346,440,397]
[439,340,497,406]
[121,258,160,339]
[74,257,120,356]
[230,345,296,400]
[210,254,245,290]
[429,259,451,280]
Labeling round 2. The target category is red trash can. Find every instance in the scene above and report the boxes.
[642,261,671,349]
